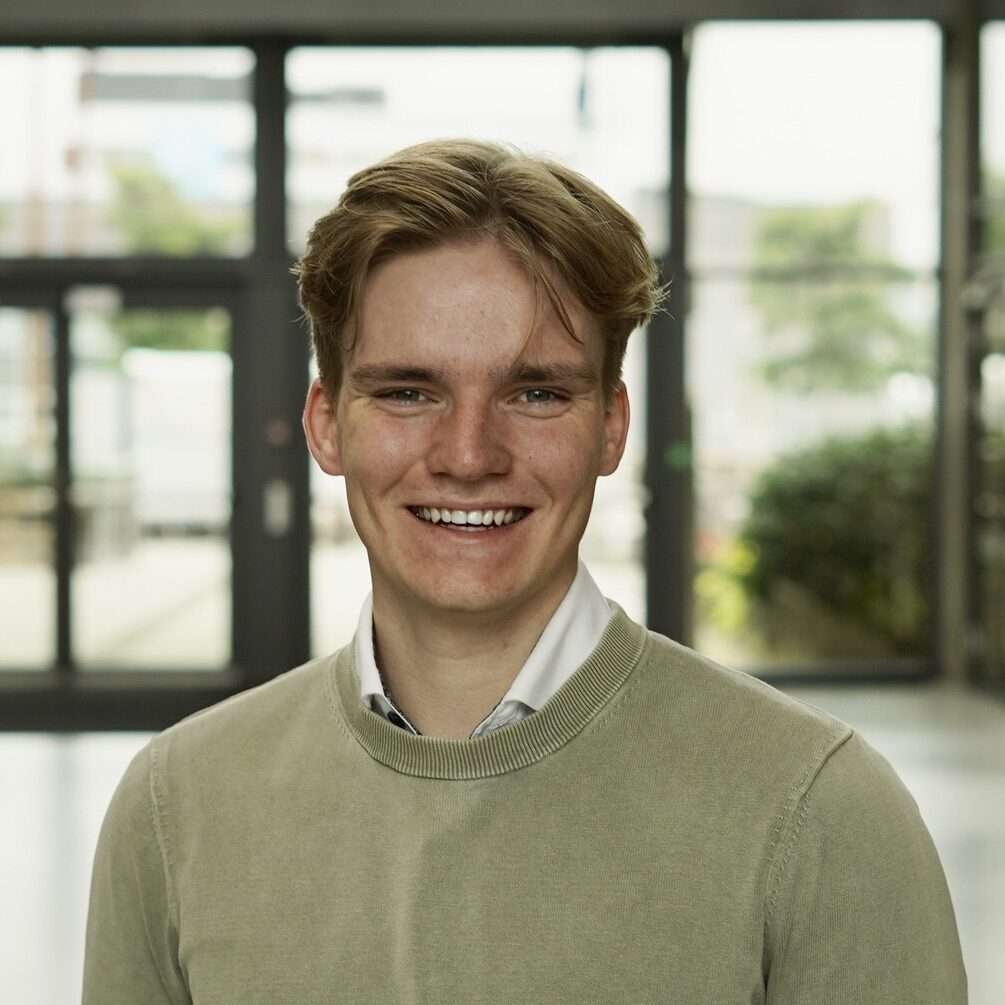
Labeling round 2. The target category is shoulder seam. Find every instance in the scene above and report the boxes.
[764,725,856,926]
[148,736,182,940]
[131,737,187,1002]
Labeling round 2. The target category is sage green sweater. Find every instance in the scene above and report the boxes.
[83,604,967,1003]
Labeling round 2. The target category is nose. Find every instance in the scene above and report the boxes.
[425,397,511,481]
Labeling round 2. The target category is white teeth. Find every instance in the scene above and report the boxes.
[413,506,527,526]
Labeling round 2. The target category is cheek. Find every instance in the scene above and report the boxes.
[521,432,602,495]
[341,419,422,480]
[536,412,605,459]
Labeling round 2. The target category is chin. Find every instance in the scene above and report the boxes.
[417,581,515,613]
[402,568,529,614]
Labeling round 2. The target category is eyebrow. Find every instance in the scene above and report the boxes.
[348,361,600,387]
[349,365,440,387]
[509,362,599,385]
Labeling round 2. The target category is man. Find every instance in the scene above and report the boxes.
[83,140,967,1003]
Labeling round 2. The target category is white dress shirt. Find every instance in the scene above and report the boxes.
[354,559,614,737]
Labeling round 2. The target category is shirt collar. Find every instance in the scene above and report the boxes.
[354,559,613,713]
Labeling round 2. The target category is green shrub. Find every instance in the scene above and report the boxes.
[738,422,933,657]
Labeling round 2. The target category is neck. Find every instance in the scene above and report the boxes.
[370,564,578,739]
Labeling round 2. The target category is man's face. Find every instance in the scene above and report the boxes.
[303,236,629,622]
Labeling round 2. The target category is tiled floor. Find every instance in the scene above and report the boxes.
[2,678,1002,1004]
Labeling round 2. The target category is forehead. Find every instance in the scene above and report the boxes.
[349,237,602,376]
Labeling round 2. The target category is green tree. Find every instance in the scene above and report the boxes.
[749,200,930,393]
[106,160,239,353]
[107,160,241,255]
[108,309,229,359]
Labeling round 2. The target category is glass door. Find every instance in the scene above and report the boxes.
[68,294,234,669]
[0,291,236,674]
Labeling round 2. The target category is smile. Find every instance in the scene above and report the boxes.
[407,506,531,529]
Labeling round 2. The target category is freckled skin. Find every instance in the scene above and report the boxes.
[303,236,629,635]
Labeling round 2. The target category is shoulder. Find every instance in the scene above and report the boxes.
[636,626,854,761]
[598,622,866,860]
[145,648,346,787]
[762,722,967,1000]
[776,726,930,858]
[631,628,962,973]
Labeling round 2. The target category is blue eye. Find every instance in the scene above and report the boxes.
[379,389,427,403]
[521,388,566,404]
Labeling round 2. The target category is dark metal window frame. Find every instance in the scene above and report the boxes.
[0,22,985,728]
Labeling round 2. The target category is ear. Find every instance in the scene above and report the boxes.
[599,380,630,476]
[302,377,345,476]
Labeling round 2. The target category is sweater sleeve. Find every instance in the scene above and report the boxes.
[81,739,190,1005]
[764,730,968,1004]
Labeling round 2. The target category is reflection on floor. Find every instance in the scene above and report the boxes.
[1,679,1002,1004]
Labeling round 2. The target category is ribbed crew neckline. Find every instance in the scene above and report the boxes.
[329,602,649,780]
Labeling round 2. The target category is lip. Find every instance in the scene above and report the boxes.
[407,504,532,512]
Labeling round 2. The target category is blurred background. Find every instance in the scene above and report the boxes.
[0,1,1002,1002]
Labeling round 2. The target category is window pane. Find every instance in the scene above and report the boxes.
[0,309,55,668]
[690,276,937,668]
[688,23,940,272]
[70,307,232,668]
[978,348,1005,679]
[292,47,668,655]
[687,22,940,672]
[979,25,1005,676]
[982,24,1005,253]
[0,48,254,257]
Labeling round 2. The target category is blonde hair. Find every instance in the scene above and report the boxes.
[293,139,667,401]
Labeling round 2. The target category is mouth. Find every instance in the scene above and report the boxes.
[406,505,532,532]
